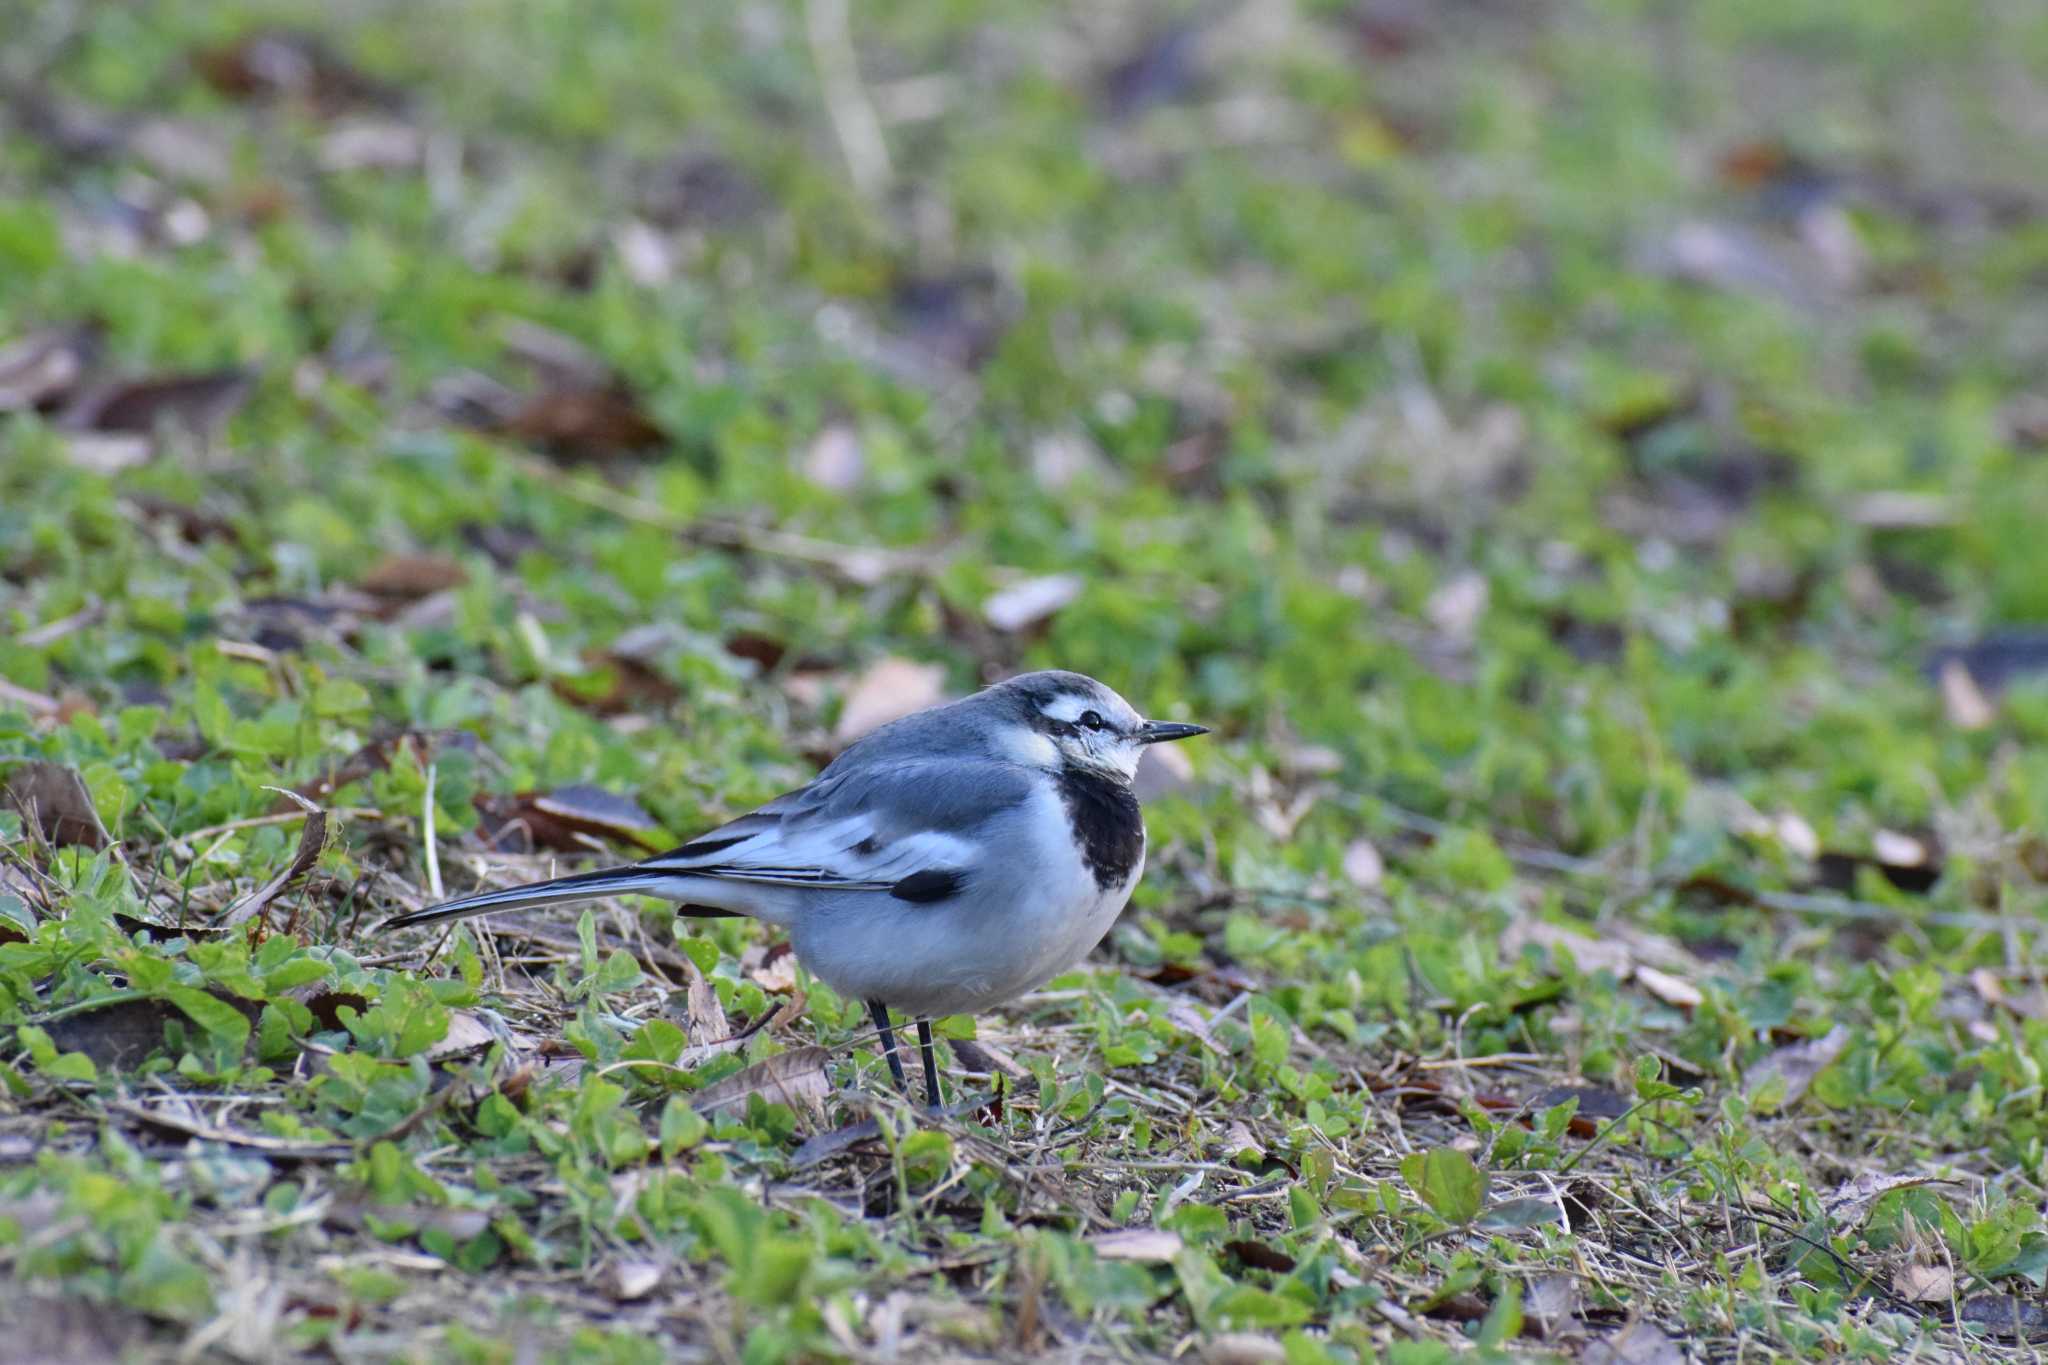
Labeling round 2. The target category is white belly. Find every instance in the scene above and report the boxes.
[787,786,1144,1018]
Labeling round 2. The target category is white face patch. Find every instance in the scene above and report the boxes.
[999,726,1062,768]
[1038,692,1102,724]
[1038,689,1140,730]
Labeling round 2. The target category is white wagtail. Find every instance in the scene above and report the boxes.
[380,670,1207,1106]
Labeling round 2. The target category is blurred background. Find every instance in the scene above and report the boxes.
[6,0,2048,1355]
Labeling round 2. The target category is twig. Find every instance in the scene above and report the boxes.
[422,763,444,902]
[805,0,892,201]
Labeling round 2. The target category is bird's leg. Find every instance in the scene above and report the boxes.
[867,999,909,1093]
[916,1019,941,1109]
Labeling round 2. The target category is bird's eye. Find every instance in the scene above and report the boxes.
[1080,710,1106,731]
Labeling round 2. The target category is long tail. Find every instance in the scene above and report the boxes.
[379,866,738,932]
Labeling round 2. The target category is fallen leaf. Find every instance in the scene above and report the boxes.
[1523,1274,1580,1336]
[691,1045,830,1116]
[1199,1335,1285,1365]
[1501,920,1633,978]
[192,30,395,114]
[317,118,423,172]
[983,574,1083,632]
[1583,1320,1686,1365]
[1894,1263,1954,1302]
[1223,1239,1297,1272]
[1633,964,1703,1009]
[1940,659,1997,731]
[747,942,798,994]
[832,658,948,746]
[601,1260,662,1302]
[1091,1228,1183,1262]
[1957,1295,2048,1339]
[1848,491,1956,529]
[4,762,111,849]
[1745,1023,1850,1112]
[218,789,327,926]
[684,954,729,1046]
[1220,1120,1264,1161]
[801,424,864,491]
[0,327,94,412]
[1342,839,1385,889]
[1872,829,1930,868]
[61,369,254,439]
[358,553,468,605]
[474,785,662,855]
[1167,1000,1229,1056]
[325,1198,491,1241]
[499,383,666,463]
[422,1010,498,1063]
[1425,571,1489,641]
[42,993,261,1071]
[1823,1171,1952,1228]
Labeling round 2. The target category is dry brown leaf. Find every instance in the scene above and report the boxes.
[0,327,93,411]
[983,574,1083,632]
[359,553,468,604]
[1523,1274,1580,1336]
[1633,964,1703,1009]
[1940,659,1996,731]
[474,784,660,855]
[1200,1334,1286,1365]
[1501,920,1632,978]
[1583,1319,1686,1365]
[1745,1023,1850,1112]
[1167,1000,1229,1056]
[1091,1228,1183,1262]
[691,1045,830,1116]
[832,658,947,746]
[1894,1263,1954,1302]
[422,1010,498,1063]
[1221,1120,1264,1161]
[218,789,327,926]
[500,383,666,463]
[62,369,254,439]
[601,1259,663,1302]
[747,943,798,994]
[4,761,111,849]
[684,954,729,1046]
[1823,1170,1951,1228]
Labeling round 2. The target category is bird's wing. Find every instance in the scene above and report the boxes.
[379,760,1036,932]
[635,759,1035,897]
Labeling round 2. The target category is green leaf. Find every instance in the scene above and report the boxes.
[1399,1148,1487,1225]
[660,1096,708,1157]
[167,988,251,1050]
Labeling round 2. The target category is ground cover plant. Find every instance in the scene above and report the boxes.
[4,0,2048,1358]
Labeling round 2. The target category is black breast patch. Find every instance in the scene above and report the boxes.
[891,867,966,903]
[1055,765,1145,892]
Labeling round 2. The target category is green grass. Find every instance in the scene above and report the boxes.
[4,0,2048,1357]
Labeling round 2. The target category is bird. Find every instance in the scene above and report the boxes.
[379,670,1208,1108]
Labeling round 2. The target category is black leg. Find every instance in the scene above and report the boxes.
[916,1018,941,1109]
[868,999,908,1093]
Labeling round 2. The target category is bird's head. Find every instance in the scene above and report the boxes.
[988,670,1208,782]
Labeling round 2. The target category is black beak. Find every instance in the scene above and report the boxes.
[1136,720,1209,745]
